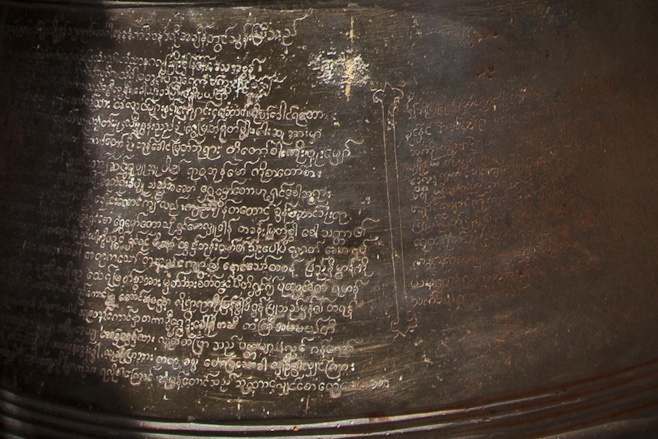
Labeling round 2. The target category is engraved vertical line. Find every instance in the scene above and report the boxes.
[373,83,416,336]
[377,88,401,325]
[391,114,411,330]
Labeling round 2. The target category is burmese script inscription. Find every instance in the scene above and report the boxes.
[0,9,393,413]
[3,1,657,421]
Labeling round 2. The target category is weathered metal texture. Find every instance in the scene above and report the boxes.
[1,0,658,437]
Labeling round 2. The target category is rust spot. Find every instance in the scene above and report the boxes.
[367,411,390,423]
[477,62,495,79]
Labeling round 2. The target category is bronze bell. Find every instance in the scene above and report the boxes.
[1,0,658,437]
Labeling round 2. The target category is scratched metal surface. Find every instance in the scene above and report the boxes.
[1,0,658,438]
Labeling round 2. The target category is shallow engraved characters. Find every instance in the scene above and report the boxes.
[0,9,387,411]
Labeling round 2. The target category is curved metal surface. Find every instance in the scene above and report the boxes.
[1,0,658,437]
[3,359,658,437]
